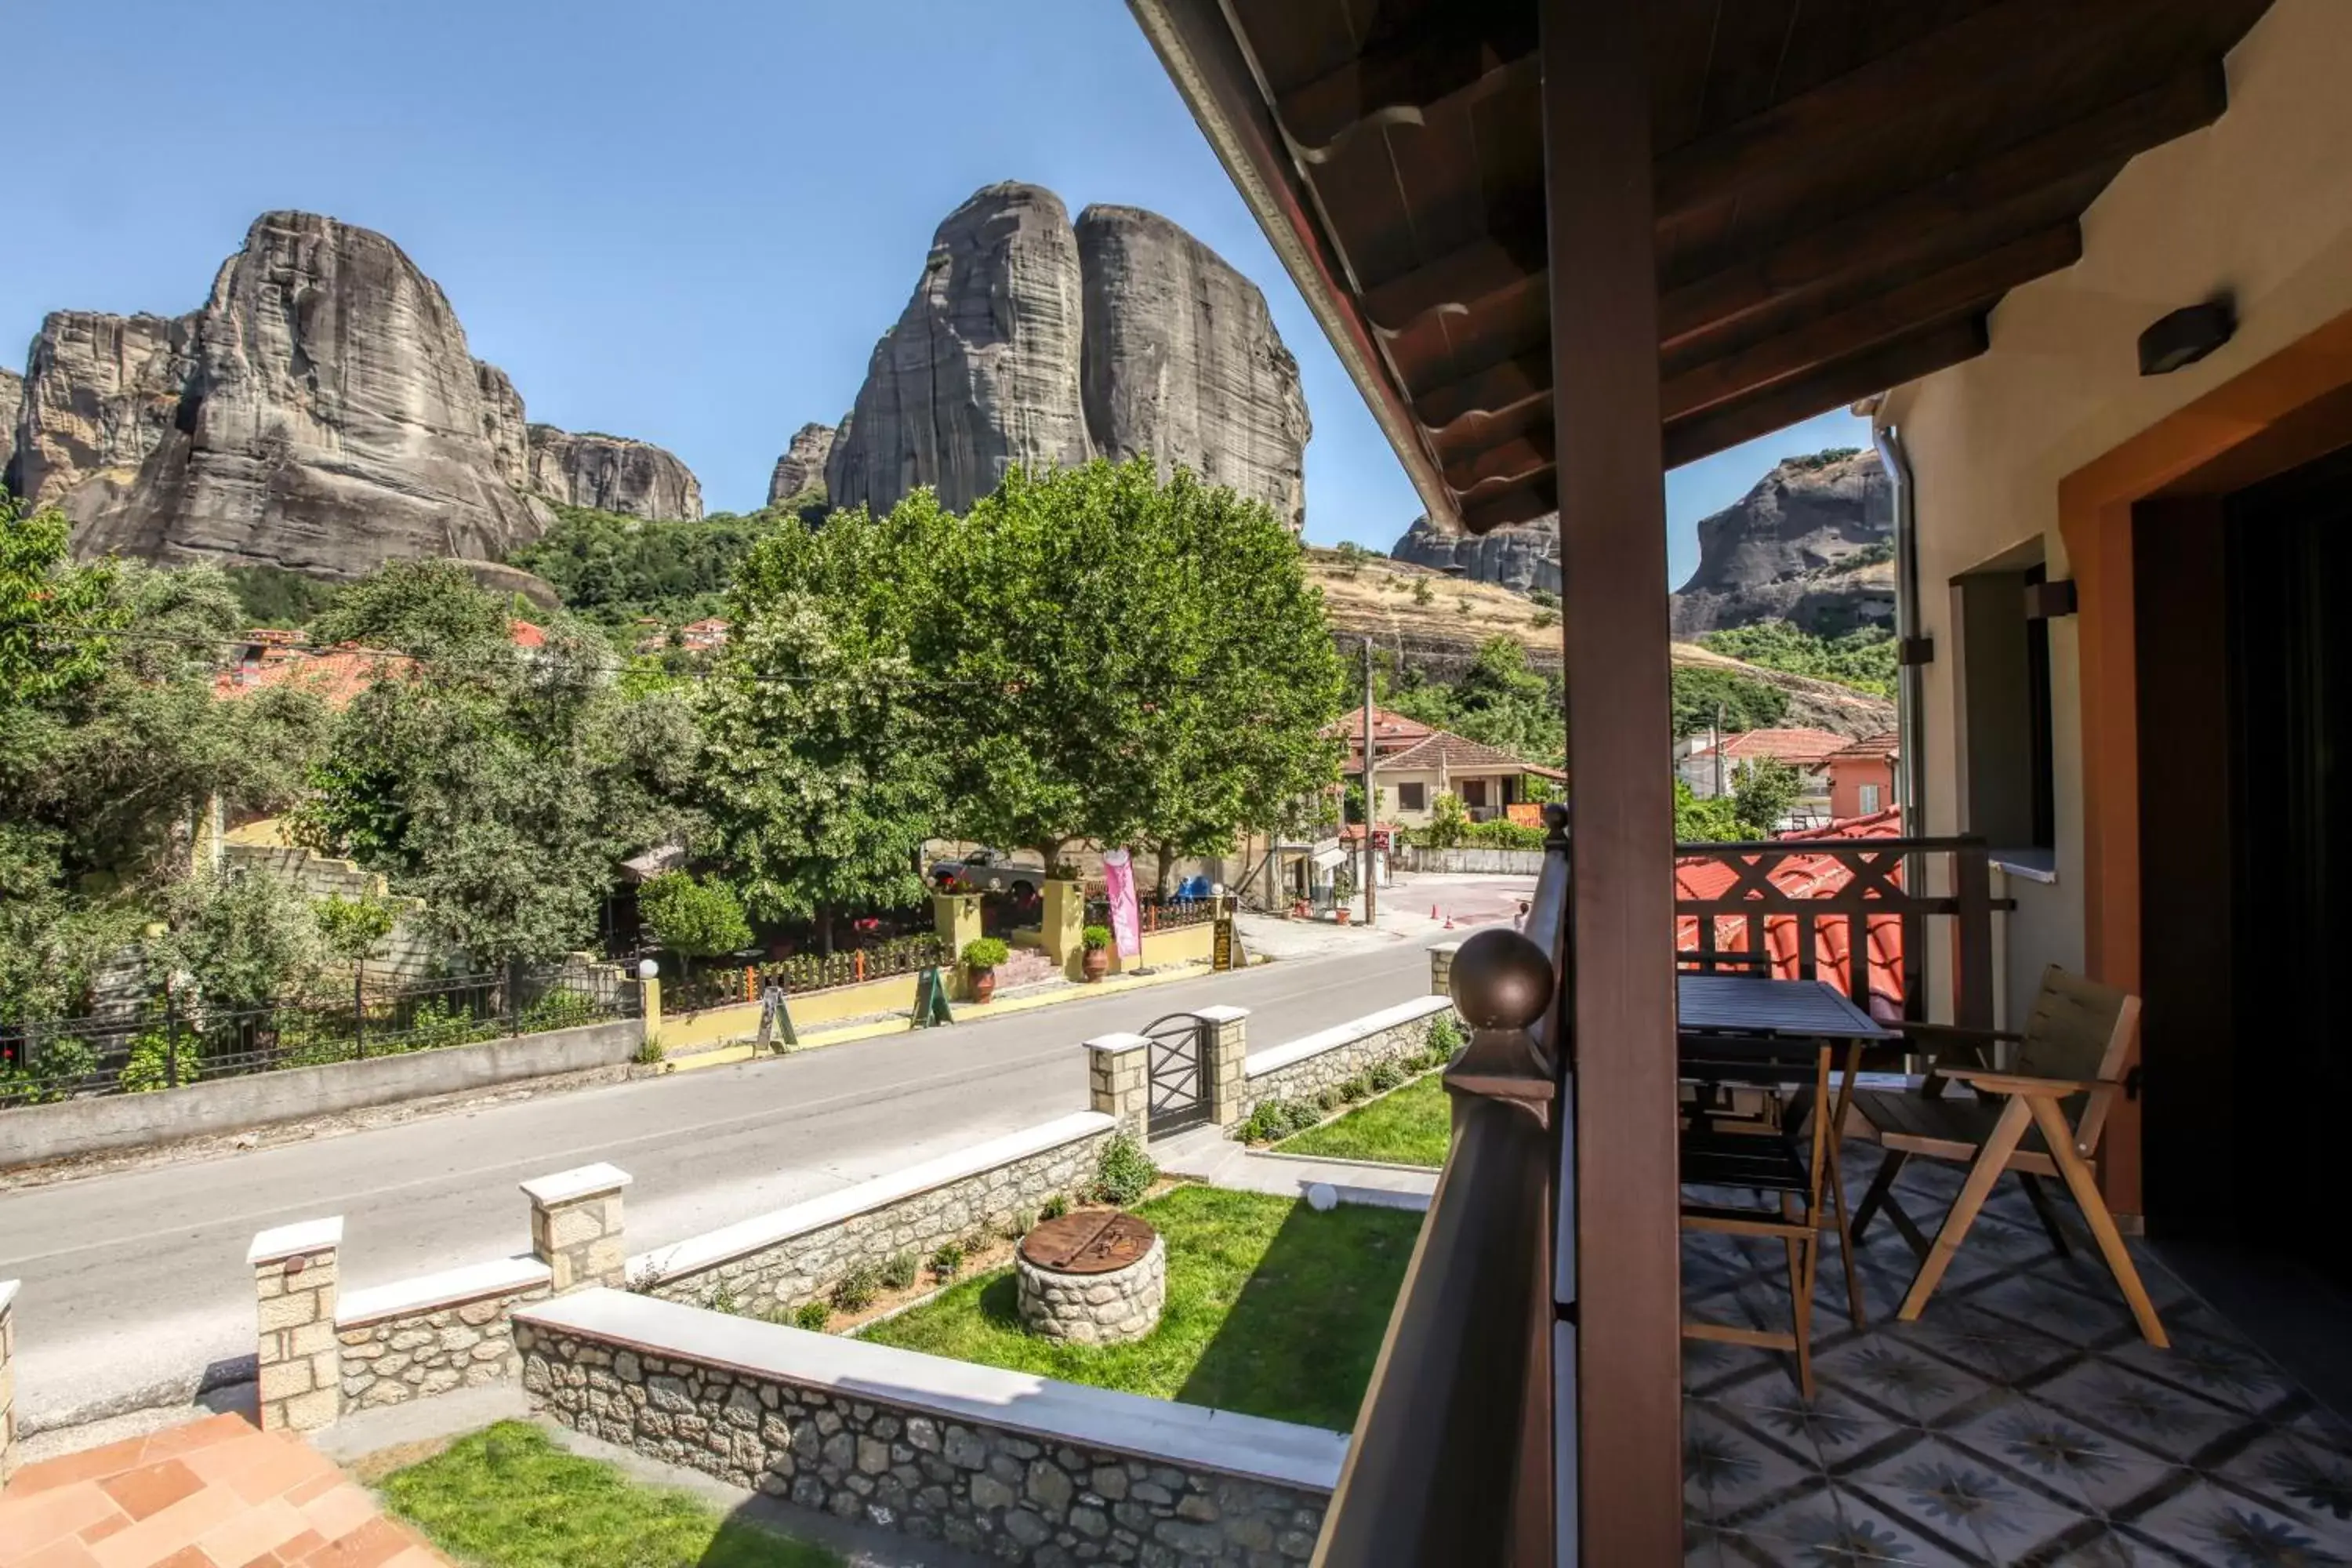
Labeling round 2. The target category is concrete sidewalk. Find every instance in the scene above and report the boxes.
[1152,1125,1436,1212]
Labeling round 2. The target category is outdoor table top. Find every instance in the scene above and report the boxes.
[1677,974,1898,1041]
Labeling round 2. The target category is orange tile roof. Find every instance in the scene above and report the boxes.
[1696,728,1853,767]
[509,619,547,648]
[1382,729,1567,781]
[1675,808,1906,1015]
[212,646,412,710]
[1828,729,1900,763]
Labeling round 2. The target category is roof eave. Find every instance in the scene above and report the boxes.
[1127,0,1463,532]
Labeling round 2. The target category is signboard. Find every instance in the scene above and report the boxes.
[1213,917,1234,971]
[1101,848,1143,958]
[1311,844,1348,871]
[1506,802,1546,828]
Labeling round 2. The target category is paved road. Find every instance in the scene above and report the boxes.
[0,934,1454,1431]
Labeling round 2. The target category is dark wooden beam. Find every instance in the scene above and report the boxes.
[1445,434,1552,497]
[1461,484,1559,535]
[1659,65,2225,354]
[1661,223,2081,422]
[1415,350,1551,432]
[1541,0,1680,1559]
[1663,315,1991,469]
[1431,395,1553,463]
[1277,9,1539,154]
[1363,228,1544,337]
[1653,0,2154,223]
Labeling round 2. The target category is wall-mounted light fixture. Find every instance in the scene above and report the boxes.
[2024,579,2078,621]
[2138,294,2235,376]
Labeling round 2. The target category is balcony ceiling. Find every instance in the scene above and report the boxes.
[1131,0,2277,533]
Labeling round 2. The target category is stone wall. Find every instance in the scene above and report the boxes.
[338,1271,550,1410]
[633,1114,1112,1317]
[1,1279,18,1487]
[517,1290,1340,1566]
[1241,996,1454,1116]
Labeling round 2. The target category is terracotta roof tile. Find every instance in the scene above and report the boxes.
[1675,808,1906,1011]
[1695,728,1853,766]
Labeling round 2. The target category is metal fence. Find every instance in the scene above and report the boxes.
[0,964,637,1110]
[1083,896,1219,932]
[662,934,955,1017]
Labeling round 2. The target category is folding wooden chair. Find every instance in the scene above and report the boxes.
[1845,964,2166,1345]
[1680,1032,1860,1398]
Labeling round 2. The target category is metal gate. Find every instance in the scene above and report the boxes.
[1142,1011,1211,1135]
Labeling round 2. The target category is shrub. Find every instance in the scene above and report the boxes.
[1080,924,1112,952]
[1040,1192,1070,1221]
[1092,1134,1156,1206]
[1004,1207,1037,1242]
[1426,1012,1465,1059]
[1412,579,1434,606]
[880,1250,920,1291]
[518,988,601,1034]
[793,1300,832,1332]
[0,1035,98,1105]
[1368,1060,1405,1092]
[1338,1073,1373,1102]
[116,1031,198,1094]
[961,936,1009,971]
[708,1283,742,1317]
[1315,1087,1342,1113]
[829,1263,881,1313]
[927,1242,966,1283]
[1239,1103,1289,1144]
[632,1036,666,1065]
[637,871,754,965]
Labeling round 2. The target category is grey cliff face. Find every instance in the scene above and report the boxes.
[0,368,20,493]
[67,212,553,575]
[525,424,702,521]
[9,311,194,517]
[826,182,1310,529]
[1075,205,1308,531]
[767,421,835,506]
[473,360,531,490]
[1669,448,1894,636]
[827,183,1091,518]
[1390,513,1559,595]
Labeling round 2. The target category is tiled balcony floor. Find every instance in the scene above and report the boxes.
[1683,1148,2352,1566]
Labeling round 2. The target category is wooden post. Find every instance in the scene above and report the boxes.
[1542,1,1682,1558]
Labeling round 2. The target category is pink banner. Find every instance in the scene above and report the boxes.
[1101,848,1143,958]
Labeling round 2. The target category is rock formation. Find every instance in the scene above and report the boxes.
[1670,448,1894,636]
[1075,205,1308,531]
[1390,512,1560,595]
[8,311,194,514]
[525,425,702,521]
[5,209,702,575]
[767,421,835,506]
[0,368,20,491]
[825,182,1309,528]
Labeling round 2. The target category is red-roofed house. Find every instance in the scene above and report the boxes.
[1825,731,1900,820]
[1674,808,1906,1018]
[1326,712,1564,826]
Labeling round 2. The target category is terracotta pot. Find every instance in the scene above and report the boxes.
[1082,946,1110,982]
[1334,907,1352,925]
[971,967,997,1004]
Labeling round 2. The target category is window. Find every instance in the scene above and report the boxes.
[1461,779,1489,808]
[1859,782,1883,815]
[1397,782,1427,812]
[1954,552,2058,854]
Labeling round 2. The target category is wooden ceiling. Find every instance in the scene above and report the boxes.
[1131,0,2277,533]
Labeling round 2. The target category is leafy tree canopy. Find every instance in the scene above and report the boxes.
[1670,663,1791,739]
[509,503,815,637]
[1697,619,1896,698]
[637,872,753,962]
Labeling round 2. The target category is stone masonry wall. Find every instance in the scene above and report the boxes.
[518,1322,1330,1565]
[642,1131,1109,1316]
[1,1281,18,1488]
[338,1283,550,1410]
[1242,1016,1443,1116]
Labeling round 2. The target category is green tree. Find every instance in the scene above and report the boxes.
[1,495,123,703]
[637,873,753,971]
[1698,619,1896,698]
[156,870,329,1014]
[1730,758,1805,837]
[315,892,398,971]
[310,557,514,656]
[1424,792,1472,848]
[1669,664,1791,739]
[932,459,1345,883]
[699,497,949,951]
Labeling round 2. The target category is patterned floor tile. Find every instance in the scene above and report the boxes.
[1842,1436,2095,1559]
[2207,1429,2352,1535]
[2034,1359,2256,1465]
[1958,1270,2151,1351]
[1687,1403,1831,1526]
[2106,1329,2307,1422]
[1943,1396,2191,1518]
[1898,1299,2091,1388]
[2121,1476,2352,1566]
[1705,1379,1918,1469]
[1810,1334,2004,1426]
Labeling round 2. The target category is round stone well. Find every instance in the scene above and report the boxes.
[1015,1210,1165,1345]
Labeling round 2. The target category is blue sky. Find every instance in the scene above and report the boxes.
[4,0,1865,586]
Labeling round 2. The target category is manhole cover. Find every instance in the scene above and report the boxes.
[1018,1211,1158,1275]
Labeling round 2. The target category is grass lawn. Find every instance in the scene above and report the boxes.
[858,1185,1418,1431]
[1276,1073,1450,1167]
[381,1421,842,1568]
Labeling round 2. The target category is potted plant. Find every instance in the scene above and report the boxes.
[962,936,1009,1003]
[1080,924,1113,982]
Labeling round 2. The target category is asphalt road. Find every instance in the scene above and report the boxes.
[0,927,1461,1432]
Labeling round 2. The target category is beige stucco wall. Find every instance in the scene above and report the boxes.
[1370,768,1521,826]
[1878,0,2352,1022]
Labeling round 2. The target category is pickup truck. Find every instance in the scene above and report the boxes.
[927,848,1048,897]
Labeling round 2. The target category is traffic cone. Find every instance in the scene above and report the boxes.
[1430,904,1439,920]
[1443,909,1456,930]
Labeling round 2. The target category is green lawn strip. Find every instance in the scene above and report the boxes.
[1274,1073,1450,1168]
[381,1421,844,1568]
[858,1185,1418,1431]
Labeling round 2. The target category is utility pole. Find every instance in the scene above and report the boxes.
[1361,637,1377,927]
[1712,700,1726,798]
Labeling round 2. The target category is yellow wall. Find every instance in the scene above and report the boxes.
[659,973,923,1051]
[1879,0,2352,1025]
[1109,921,1215,975]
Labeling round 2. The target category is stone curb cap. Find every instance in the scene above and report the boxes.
[1190,1004,1250,1023]
[0,1278,17,1315]
[1080,1032,1152,1053]
[249,1215,343,1265]
[520,1161,633,1207]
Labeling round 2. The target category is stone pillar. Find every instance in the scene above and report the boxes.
[932,892,982,995]
[524,1163,631,1293]
[1040,879,1087,976]
[1195,1004,1251,1128]
[0,1279,18,1488]
[641,978,662,1052]
[249,1217,343,1432]
[1083,1032,1152,1142]
[1430,941,1463,998]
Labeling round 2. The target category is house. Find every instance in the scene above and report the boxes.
[1823,731,1899,820]
[1673,725,1848,803]
[1133,0,2318,1559]
[1325,710,1566,825]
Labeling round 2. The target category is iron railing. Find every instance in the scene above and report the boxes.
[0,963,637,1110]
[662,935,956,1018]
[1083,895,1219,932]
